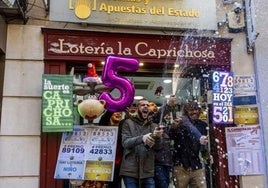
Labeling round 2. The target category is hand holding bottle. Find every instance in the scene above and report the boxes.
[200,135,208,145]
[153,126,164,138]
[143,133,156,148]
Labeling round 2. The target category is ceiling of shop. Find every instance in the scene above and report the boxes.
[70,61,209,106]
[109,63,210,106]
[113,76,173,106]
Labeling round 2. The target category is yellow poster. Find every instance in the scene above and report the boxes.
[85,160,113,181]
[234,106,259,125]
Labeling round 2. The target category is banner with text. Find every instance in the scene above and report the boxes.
[50,0,216,30]
[42,74,74,132]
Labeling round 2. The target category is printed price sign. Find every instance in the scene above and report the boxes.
[212,71,234,124]
[86,127,117,161]
[54,126,88,180]
[54,125,118,181]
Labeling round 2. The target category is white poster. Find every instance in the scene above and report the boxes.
[54,125,118,181]
[234,75,256,96]
[225,125,264,175]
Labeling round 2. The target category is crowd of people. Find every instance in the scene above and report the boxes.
[97,96,212,188]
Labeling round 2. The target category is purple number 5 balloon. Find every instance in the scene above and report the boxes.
[99,56,139,112]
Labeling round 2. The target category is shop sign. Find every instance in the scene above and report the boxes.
[49,0,217,30]
[225,125,264,175]
[42,29,232,67]
[42,74,73,132]
[54,125,118,181]
[211,71,234,124]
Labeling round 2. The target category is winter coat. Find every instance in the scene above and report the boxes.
[120,116,162,179]
[154,131,173,167]
[169,115,203,170]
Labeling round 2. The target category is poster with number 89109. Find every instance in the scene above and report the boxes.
[212,71,234,124]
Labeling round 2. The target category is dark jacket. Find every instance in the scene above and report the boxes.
[169,115,203,170]
[120,115,162,179]
[193,118,209,160]
[194,118,208,136]
[152,104,180,168]
[154,131,173,167]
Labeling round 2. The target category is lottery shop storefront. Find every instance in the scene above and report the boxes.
[41,28,235,188]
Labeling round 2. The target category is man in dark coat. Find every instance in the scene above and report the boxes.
[169,101,209,188]
[120,98,163,188]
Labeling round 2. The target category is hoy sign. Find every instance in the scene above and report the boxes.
[212,71,234,124]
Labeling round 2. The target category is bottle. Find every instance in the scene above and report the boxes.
[144,133,159,150]
[150,133,160,140]
[200,145,210,162]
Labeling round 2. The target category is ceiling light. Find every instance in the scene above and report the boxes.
[134,96,143,100]
[163,79,172,83]
[139,62,144,66]
[165,95,170,98]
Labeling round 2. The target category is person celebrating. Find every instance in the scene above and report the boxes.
[169,101,208,188]
[120,98,163,188]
